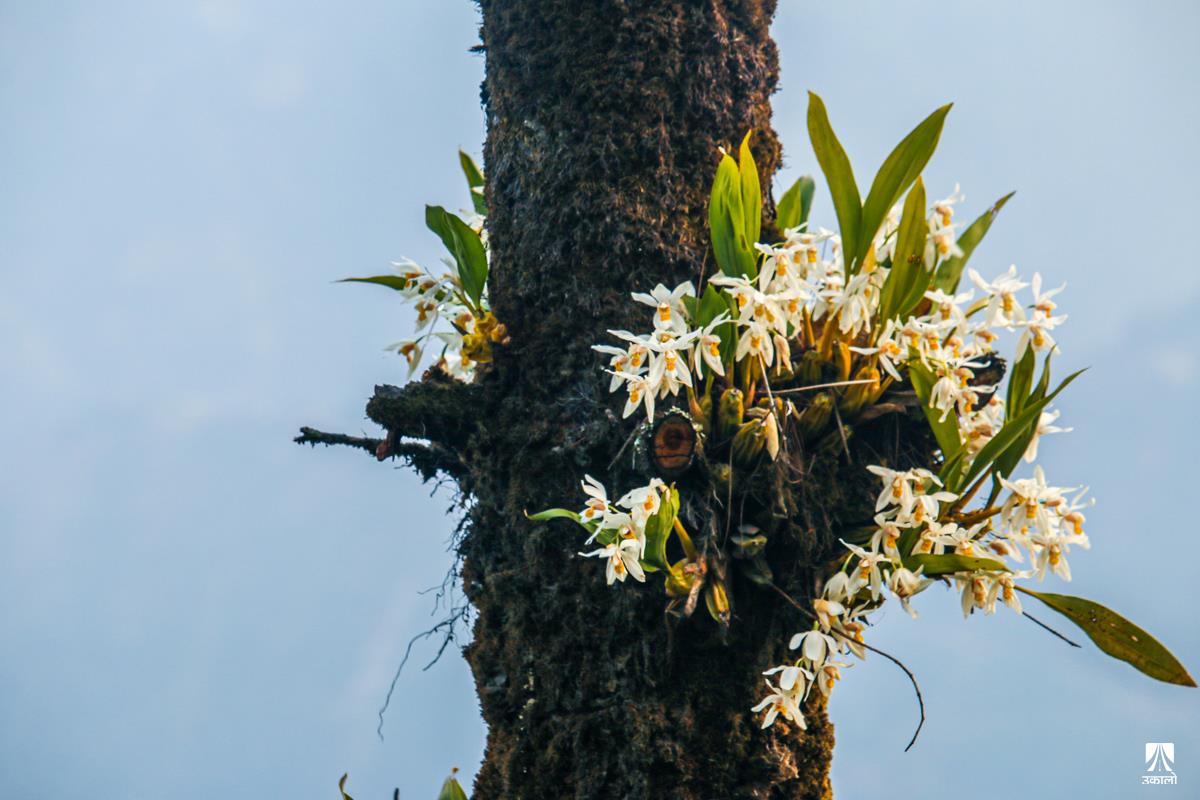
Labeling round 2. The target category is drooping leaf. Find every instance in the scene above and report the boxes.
[878,177,929,323]
[933,191,1015,293]
[908,553,1009,576]
[338,275,411,292]
[776,175,816,232]
[425,205,488,306]
[437,773,470,800]
[1018,588,1197,687]
[458,150,487,216]
[857,104,952,274]
[339,773,354,800]
[908,361,962,460]
[959,368,1084,491]
[738,130,762,248]
[807,92,862,272]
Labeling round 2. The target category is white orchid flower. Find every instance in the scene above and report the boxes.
[631,281,694,333]
[751,679,807,730]
[969,265,1028,329]
[579,538,646,585]
[1023,408,1072,462]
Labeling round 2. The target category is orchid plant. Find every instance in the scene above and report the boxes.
[341,151,506,381]
[533,92,1194,741]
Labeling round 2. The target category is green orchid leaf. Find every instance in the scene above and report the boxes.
[643,487,679,571]
[955,367,1089,491]
[437,773,470,800]
[933,191,1015,293]
[525,507,581,523]
[709,153,754,277]
[807,92,862,273]
[992,353,1055,481]
[339,774,354,800]
[908,553,1009,576]
[458,150,487,216]
[425,205,488,306]
[1018,588,1197,687]
[878,176,929,323]
[1005,346,1037,420]
[776,175,816,232]
[962,368,1085,490]
[908,361,962,461]
[739,130,762,247]
[338,275,411,292]
[857,103,951,274]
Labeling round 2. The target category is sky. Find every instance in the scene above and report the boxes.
[1,2,1197,798]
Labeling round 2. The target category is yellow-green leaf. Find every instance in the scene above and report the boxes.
[525,507,581,523]
[1018,588,1197,687]
[458,150,487,216]
[776,175,815,232]
[437,773,470,800]
[908,553,1009,576]
[739,130,762,247]
[908,361,962,460]
[338,275,411,291]
[878,177,928,323]
[807,92,862,273]
[857,103,951,273]
[933,191,1014,293]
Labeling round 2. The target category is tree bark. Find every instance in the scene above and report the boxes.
[314,2,846,797]
[462,2,835,797]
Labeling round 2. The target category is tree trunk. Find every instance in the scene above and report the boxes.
[333,2,841,797]
[464,2,834,797]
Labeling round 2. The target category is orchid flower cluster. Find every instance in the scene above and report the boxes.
[533,94,1193,741]
[342,152,506,382]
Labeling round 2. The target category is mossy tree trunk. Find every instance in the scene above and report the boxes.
[314,2,840,797]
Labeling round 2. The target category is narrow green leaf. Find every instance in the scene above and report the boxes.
[878,177,929,323]
[807,92,862,272]
[525,508,581,523]
[961,368,1085,490]
[993,352,1051,481]
[425,205,488,306]
[776,175,816,232]
[1006,346,1036,420]
[908,362,962,460]
[339,774,354,800]
[437,774,470,800]
[739,130,762,247]
[338,275,411,292]
[933,191,1015,293]
[458,150,487,216]
[1018,588,1197,687]
[909,553,1009,576]
[709,154,748,277]
[857,104,952,273]
[643,487,679,570]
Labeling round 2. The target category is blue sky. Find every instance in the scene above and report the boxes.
[1,2,1197,798]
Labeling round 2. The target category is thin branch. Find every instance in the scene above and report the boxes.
[772,378,875,395]
[294,426,383,456]
[769,582,925,752]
